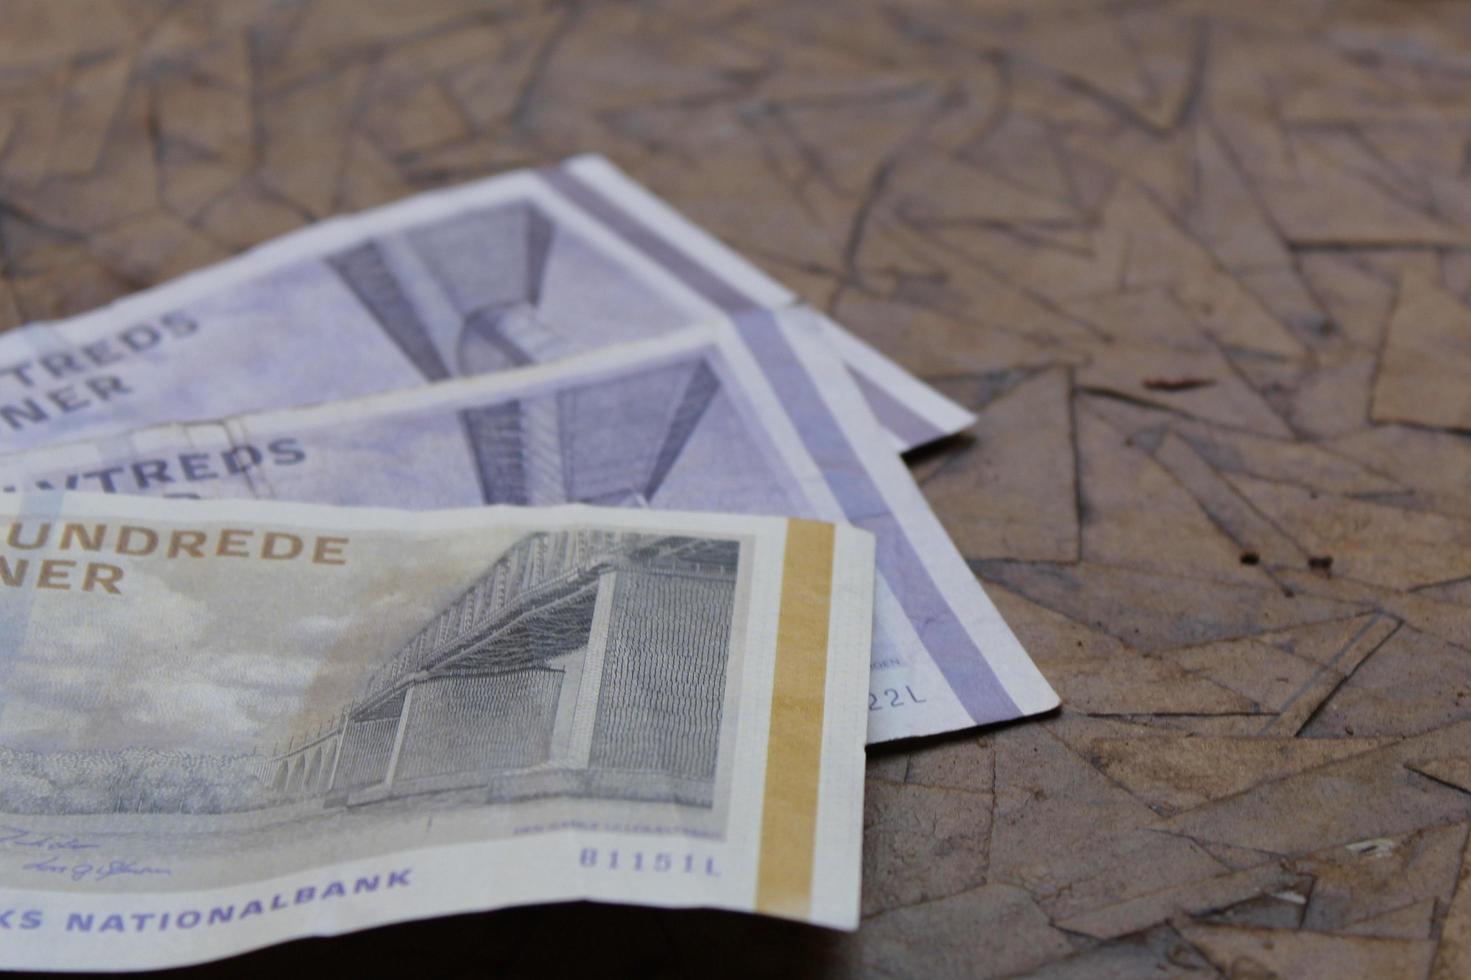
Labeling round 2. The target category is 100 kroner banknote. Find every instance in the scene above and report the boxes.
[0,493,871,971]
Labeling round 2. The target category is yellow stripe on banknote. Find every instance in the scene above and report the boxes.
[755,519,836,919]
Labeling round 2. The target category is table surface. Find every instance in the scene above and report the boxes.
[2,1,1471,977]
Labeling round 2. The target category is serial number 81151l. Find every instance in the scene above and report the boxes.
[579,849,720,876]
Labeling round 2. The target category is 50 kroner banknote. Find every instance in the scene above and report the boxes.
[0,155,970,456]
[0,313,1059,744]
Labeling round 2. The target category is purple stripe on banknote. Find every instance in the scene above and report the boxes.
[849,371,945,451]
[539,167,759,314]
[542,165,1018,723]
[730,311,1019,725]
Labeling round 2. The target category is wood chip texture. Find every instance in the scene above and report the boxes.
[3,1,1471,977]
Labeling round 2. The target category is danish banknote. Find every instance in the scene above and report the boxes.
[0,312,1059,744]
[0,155,970,455]
[0,493,871,971]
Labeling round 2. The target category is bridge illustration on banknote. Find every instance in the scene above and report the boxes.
[327,200,687,379]
[0,525,741,817]
[265,529,740,811]
[261,358,741,813]
[457,359,721,507]
[0,350,742,816]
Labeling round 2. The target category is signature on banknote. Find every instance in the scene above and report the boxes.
[21,856,171,884]
[0,825,99,852]
[1,825,170,884]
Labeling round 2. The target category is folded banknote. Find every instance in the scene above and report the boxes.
[0,314,1059,743]
[0,155,970,455]
[0,493,871,971]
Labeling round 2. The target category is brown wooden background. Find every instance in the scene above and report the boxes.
[3,1,1471,977]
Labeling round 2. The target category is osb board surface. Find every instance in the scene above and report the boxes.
[2,0,1471,977]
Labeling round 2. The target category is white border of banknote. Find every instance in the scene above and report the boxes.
[0,497,871,971]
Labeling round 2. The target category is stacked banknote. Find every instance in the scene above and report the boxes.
[0,156,1057,969]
